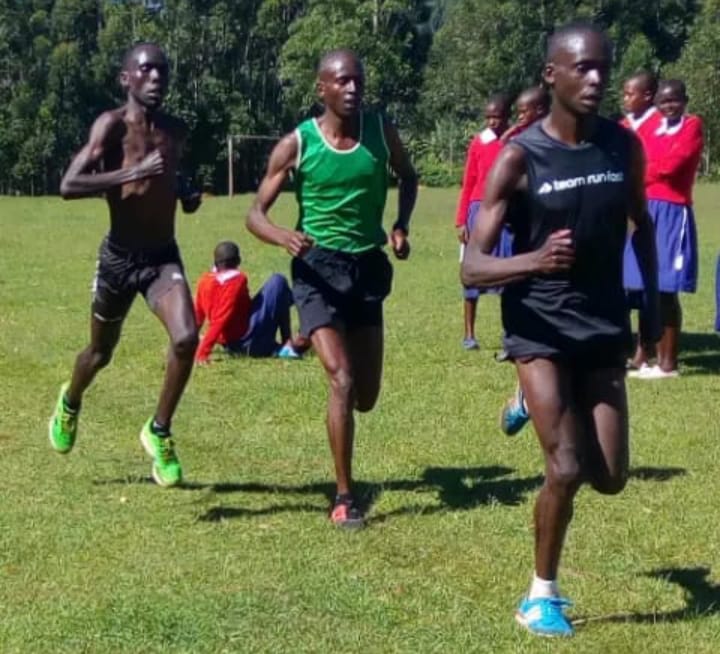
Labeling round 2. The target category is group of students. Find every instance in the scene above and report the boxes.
[45,21,699,639]
[621,73,703,378]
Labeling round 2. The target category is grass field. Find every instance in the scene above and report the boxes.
[2,187,720,653]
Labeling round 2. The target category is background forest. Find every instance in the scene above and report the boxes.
[0,0,717,194]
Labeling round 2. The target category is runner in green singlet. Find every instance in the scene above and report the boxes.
[247,49,418,528]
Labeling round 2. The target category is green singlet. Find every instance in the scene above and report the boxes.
[294,111,389,253]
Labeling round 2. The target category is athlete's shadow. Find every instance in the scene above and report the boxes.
[677,332,720,374]
[188,466,544,523]
[94,465,685,523]
[575,567,720,627]
[371,466,543,523]
[629,466,686,482]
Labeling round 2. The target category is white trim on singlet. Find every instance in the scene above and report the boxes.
[311,114,363,154]
[294,128,303,169]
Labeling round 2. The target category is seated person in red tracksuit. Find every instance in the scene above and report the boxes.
[194,241,308,363]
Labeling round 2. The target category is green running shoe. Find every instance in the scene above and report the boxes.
[140,419,183,487]
[48,383,79,454]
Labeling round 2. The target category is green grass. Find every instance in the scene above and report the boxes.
[2,187,720,653]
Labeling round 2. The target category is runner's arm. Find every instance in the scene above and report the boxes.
[175,120,202,214]
[60,112,164,199]
[461,144,574,287]
[246,133,313,257]
[384,118,417,236]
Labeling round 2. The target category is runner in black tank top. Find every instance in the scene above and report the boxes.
[462,24,661,637]
[503,117,633,363]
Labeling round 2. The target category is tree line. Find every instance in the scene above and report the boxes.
[0,0,716,195]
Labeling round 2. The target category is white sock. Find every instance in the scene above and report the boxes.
[528,574,559,599]
[516,386,528,413]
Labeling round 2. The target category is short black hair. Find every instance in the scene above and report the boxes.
[316,49,362,76]
[658,78,687,99]
[122,42,166,70]
[213,241,241,267]
[546,21,610,62]
[518,85,550,111]
[486,92,512,114]
[627,69,658,96]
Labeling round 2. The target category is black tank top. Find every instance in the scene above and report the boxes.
[502,118,633,359]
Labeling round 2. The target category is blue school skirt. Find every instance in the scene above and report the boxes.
[623,199,697,294]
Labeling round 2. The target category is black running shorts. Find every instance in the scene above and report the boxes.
[91,236,188,322]
[291,246,393,337]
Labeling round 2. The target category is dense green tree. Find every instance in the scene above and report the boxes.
[0,0,707,192]
[416,0,701,184]
[666,0,720,172]
[278,0,428,122]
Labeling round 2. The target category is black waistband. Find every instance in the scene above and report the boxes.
[306,245,384,262]
[103,235,178,260]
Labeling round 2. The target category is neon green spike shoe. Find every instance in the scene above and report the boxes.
[48,383,79,454]
[140,419,183,487]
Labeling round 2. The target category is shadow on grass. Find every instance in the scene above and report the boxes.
[93,465,686,523]
[629,466,686,482]
[678,332,720,374]
[575,567,720,627]
[199,503,326,521]
[192,466,544,523]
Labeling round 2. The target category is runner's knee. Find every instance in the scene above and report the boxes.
[328,365,355,403]
[171,328,198,359]
[82,345,114,371]
[546,449,583,493]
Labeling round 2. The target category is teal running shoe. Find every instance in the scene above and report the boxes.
[515,596,574,637]
[500,386,529,436]
[48,383,79,453]
[277,343,302,359]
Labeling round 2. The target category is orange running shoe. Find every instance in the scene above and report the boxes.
[330,495,365,530]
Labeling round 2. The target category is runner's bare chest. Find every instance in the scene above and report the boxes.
[117,116,181,198]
